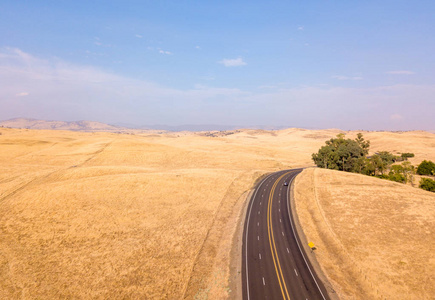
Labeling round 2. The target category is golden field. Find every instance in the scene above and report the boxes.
[0,127,434,299]
[295,168,435,299]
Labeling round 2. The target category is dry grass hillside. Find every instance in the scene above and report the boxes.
[0,127,434,299]
[295,168,435,299]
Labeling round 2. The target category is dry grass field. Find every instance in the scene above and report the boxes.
[295,168,435,299]
[0,127,434,299]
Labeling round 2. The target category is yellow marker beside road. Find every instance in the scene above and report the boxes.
[308,242,315,249]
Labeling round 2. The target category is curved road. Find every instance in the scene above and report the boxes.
[242,169,330,300]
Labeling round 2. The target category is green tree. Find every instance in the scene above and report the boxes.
[390,164,404,174]
[416,160,435,175]
[366,155,384,176]
[419,178,435,192]
[312,145,332,169]
[355,133,370,155]
[312,134,366,172]
[377,151,397,165]
[354,156,367,174]
[401,161,415,184]
[368,151,396,175]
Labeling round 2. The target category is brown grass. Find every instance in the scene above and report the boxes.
[0,128,434,299]
[295,168,435,299]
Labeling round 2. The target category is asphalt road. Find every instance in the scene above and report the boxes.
[242,169,330,300]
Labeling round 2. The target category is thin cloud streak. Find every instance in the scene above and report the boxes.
[386,70,415,75]
[218,57,247,67]
[332,75,363,81]
[159,49,172,55]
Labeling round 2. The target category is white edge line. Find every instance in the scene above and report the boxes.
[286,171,327,300]
[244,171,277,300]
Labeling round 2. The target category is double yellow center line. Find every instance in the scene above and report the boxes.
[267,172,292,300]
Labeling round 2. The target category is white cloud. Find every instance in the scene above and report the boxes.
[386,70,415,75]
[218,57,247,67]
[332,75,363,81]
[390,114,403,121]
[159,50,172,55]
[93,37,111,47]
[135,34,143,38]
[195,46,201,49]
[16,92,29,97]
[0,47,246,124]
[94,41,102,46]
[298,26,304,31]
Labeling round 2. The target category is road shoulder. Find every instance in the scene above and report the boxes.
[228,171,270,299]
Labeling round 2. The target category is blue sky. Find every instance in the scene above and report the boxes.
[1,1,434,130]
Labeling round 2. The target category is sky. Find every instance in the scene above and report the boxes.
[1,1,434,130]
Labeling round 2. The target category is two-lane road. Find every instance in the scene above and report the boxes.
[242,169,329,299]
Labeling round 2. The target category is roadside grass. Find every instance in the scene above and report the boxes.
[295,168,435,299]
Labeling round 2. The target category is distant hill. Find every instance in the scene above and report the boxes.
[0,118,123,131]
[0,118,294,132]
[153,124,294,132]
[141,124,241,132]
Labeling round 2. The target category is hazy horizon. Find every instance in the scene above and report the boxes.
[3,117,435,133]
[1,1,434,130]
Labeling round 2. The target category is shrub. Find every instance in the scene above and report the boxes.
[388,173,406,183]
[419,178,435,192]
[401,153,414,160]
[377,173,406,183]
[417,160,435,175]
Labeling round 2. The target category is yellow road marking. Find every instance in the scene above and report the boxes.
[267,175,285,298]
[267,171,292,300]
[271,173,291,300]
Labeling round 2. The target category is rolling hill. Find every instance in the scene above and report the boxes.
[0,118,122,131]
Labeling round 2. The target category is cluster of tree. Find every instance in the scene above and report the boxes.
[416,160,435,193]
[312,133,435,193]
[312,134,416,184]
[312,134,401,176]
[420,178,435,192]
[311,133,369,173]
[377,162,415,184]
[417,160,435,175]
